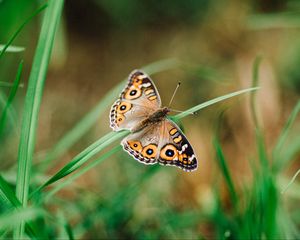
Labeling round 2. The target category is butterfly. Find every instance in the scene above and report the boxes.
[109,70,197,172]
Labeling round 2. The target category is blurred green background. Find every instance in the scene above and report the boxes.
[0,0,299,239]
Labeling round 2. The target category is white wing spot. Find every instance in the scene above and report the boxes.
[142,83,151,88]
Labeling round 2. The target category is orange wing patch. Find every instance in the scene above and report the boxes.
[127,140,143,152]
[169,128,177,136]
[116,114,125,125]
[141,144,158,158]
[117,102,132,114]
[124,86,142,100]
[160,144,178,161]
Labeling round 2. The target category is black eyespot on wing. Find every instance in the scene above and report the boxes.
[158,135,197,172]
[130,89,137,96]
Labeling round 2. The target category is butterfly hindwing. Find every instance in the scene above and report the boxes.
[121,119,197,172]
[121,122,162,164]
[110,70,161,131]
[158,119,197,172]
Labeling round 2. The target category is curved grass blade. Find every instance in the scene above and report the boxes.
[173,87,259,120]
[15,0,64,238]
[35,87,258,197]
[0,4,47,59]
[273,100,300,171]
[250,56,269,169]
[0,61,23,136]
[40,58,179,170]
[250,55,262,128]
[45,145,121,200]
[32,131,128,196]
[213,137,238,209]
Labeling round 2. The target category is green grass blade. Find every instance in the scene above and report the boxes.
[0,92,18,135]
[0,61,23,136]
[213,138,238,208]
[250,56,269,169]
[273,100,300,171]
[40,58,179,170]
[281,169,300,194]
[250,55,262,128]
[0,4,47,59]
[32,131,128,196]
[0,45,25,53]
[247,13,300,30]
[0,207,43,231]
[0,81,24,88]
[14,0,64,238]
[278,135,300,171]
[173,87,259,120]
[56,211,74,240]
[0,175,40,238]
[0,175,21,208]
[45,145,121,200]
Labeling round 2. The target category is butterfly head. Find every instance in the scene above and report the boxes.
[162,106,171,116]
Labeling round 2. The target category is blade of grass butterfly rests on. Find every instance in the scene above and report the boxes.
[172,87,259,121]
[0,61,23,136]
[0,175,41,238]
[0,4,47,59]
[14,0,64,238]
[0,45,25,53]
[39,58,179,171]
[0,207,44,231]
[32,131,129,196]
[44,145,122,200]
[33,87,259,198]
[272,100,300,172]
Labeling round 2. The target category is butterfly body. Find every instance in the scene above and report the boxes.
[131,107,170,133]
[110,70,197,172]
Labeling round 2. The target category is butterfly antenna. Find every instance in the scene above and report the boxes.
[168,82,181,107]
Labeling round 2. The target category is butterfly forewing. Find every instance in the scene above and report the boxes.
[110,70,161,131]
